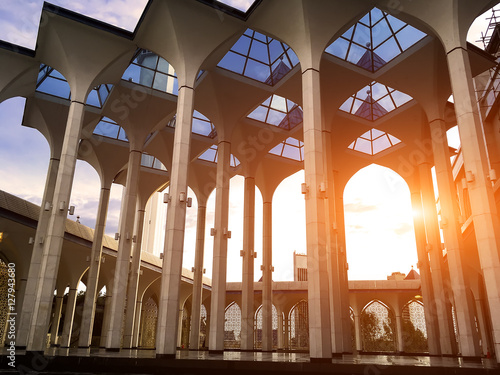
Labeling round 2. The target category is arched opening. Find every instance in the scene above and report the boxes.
[344,164,417,280]
[361,300,396,352]
[224,301,241,349]
[253,304,278,349]
[288,300,308,350]
[401,300,428,353]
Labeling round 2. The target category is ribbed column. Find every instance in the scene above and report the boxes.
[17,157,59,349]
[27,100,85,352]
[123,207,146,348]
[241,177,255,351]
[395,314,404,353]
[132,299,142,348]
[302,67,331,360]
[156,85,194,357]
[410,188,441,355]
[60,288,78,348]
[106,149,142,350]
[49,294,64,346]
[261,200,273,352]
[99,285,113,348]
[208,140,231,353]
[447,46,500,360]
[78,186,111,348]
[190,198,207,350]
[354,313,362,352]
[419,163,463,355]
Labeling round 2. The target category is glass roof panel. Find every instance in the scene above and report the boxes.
[217,28,298,85]
[339,81,413,121]
[247,94,303,130]
[121,49,178,96]
[36,64,71,100]
[268,137,304,161]
[93,116,128,142]
[325,7,427,72]
[348,128,402,156]
[198,144,240,167]
[215,0,258,13]
[141,153,167,171]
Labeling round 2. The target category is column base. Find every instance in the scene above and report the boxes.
[462,356,482,362]
[105,348,120,352]
[156,353,176,359]
[209,350,224,354]
[310,357,332,363]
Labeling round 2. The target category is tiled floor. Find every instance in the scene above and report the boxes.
[1,348,499,374]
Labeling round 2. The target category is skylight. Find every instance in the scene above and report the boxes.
[122,49,178,95]
[217,29,299,85]
[269,137,304,161]
[339,81,412,121]
[37,64,113,108]
[198,145,240,167]
[348,128,401,156]
[166,111,217,138]
[247,94,302,130]
[325,7,426,72]
[215,0,257,12]
[93,117,128,142]
[141,153,167,171]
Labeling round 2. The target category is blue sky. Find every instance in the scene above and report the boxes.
[0,1,492,281]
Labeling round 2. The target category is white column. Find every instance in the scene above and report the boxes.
[132,299,142,348]
[156,85,195,357]
[27,101,85,352]
[261,200,273,352]
[106,149,141,350]
[419,163,462,355]
[99,285,113,348]
[123,207,146,348]
[410,188,441,355]
[302,67,332,360]
[49,294,64,346]
[78,185,110,347]
[208,140,231,353]
[189,197,207,350]
[447,47,500,360]
[60,288,78,348]
[241,178,255,351]
[395,314,404,353]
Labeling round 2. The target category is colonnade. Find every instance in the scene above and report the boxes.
[1,0,499,363]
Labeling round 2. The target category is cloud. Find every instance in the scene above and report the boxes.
[344,200,377,213]
[393,222,413,235]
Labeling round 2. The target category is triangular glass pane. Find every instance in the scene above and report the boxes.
[388,134,401,145]
[392,91,412,107]
[359,13,370,26]
[253,31,267,43]
[342,25,355,39]
[347,43,367,64]
[325,38,350,60]
[371,128,385,138]
[339,97,354,112]
[269,144,283,155]
[348,141,355,149]
[352,23,371,47]
[386,15,406,32]
[354,137,372,154]
[262,96,272,106]
[248,105,268,122]
[371,82,389,100]
[287,137,300,146]
[370,8,384,25]
[374,37,401,62]
[232,35,252,55]
[360,130,371,139]
[372,20,392,48]
[396,26,426,51]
